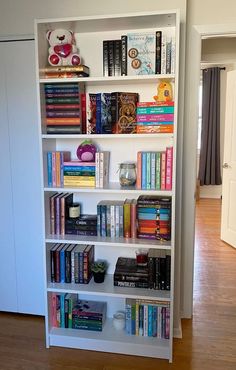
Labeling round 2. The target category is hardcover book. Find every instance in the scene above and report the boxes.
[127,32,156,75]
[111,92,139,134]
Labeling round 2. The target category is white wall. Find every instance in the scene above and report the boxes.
[0,0,187,334]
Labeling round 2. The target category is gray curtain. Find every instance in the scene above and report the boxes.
[198,67,222,185]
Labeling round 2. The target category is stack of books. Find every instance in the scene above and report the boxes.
[47,151,71,187]
[72,299,107,331]
[137,195,171,241]
[63,160,96,187]
[125,298,170,338]
[65,214,97,236]
[44,82,85,134]
[136,147,173,190]
[114,257,149,288]
[50,244,94,284]
[136,101,174,134]
[40,65,90,78]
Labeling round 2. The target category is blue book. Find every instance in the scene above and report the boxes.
[125,299,132,335]
[47,152,52,187]
[148,305,153,337]
[100,93,112,134]
[141,152,147,189]
[139,304,144,336]
[96,93,102,134]
[138,207,161,214]
[137,213,158,220]
[60,294,65,328]
[64,166,96,172]
[152,306,157,337]
[60,245,67,283]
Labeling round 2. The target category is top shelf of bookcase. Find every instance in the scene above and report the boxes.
[39,74,175,86]
[35,11,178,33]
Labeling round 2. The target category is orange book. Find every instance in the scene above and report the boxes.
[46,117,81,125]
[55,152,61,187]
[136,125,173,134]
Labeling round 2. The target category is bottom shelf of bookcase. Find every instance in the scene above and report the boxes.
[49,318,171,360]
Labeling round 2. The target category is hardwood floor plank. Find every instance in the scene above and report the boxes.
[0,199,235,369]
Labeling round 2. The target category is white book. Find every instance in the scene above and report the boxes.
[99,151,110,188]
[95,152,100,188]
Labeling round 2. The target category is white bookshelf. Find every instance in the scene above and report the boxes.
[35,9,179,362]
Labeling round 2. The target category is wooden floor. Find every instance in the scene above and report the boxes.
[0,199,236,370]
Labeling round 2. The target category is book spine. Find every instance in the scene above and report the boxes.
[55,195,61,235]
[96,93,101,134]
[137,114,174,122]
[121,35,127,76]
[123,201,131,238]
[108,40,114,76]
[60,294,65,328]
[51,292,57,327]
[155,31,162,74]
[60,248,65,283]
[52,152,56,187]
[65,250,72,283]
[125,299,132,335]
[166,37,172,74]
[136,151,142,189]
[141,152,147,189]
[130,200,137,239]
[146,152,151,190]
[80,92,87,134]
[161,34,167,74]
[161,151,166,190]
[95,152,100,188]
[47,152,52,187]
[165,147,173,190]
[103,40,109,77]
[56,152,61,187]
[136,106,174,114]
[150,152,156,190]
[114,40,121,76]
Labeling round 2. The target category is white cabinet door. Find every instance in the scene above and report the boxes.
[0,44,18,312]
[1,40,45,315]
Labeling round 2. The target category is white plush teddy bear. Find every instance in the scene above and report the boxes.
[46,28,81,66]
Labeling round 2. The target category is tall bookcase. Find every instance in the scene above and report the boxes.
[35,10,179,362]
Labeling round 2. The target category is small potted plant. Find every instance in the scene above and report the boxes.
[91,260,107,283]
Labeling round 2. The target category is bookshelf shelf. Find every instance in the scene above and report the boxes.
[45,234,172,249]
[44,183,173,195]
[39,74,175,86]
[49,320,170,359]
[36,9,179,362]
[42,133,174,139]
[47,274,171,301]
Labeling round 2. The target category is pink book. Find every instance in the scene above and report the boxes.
[51,292,58,328]
[161,151,166,190]
[136,151,142,189]
[52,152,57,187]
[137,114,174,122]
[165,147,173,190]
[137,101,174,107]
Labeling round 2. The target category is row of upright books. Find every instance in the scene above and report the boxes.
[114,252,171,290]
[50,244,94,284]
[136,147,173,190]
[51,294,106,331]
[125,298,170,338]
[103,28,175,77]
[47,151,109,188]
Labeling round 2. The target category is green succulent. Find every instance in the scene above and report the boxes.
[91,261,107,273]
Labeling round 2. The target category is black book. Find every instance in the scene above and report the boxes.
[108,40,114,76]
[65,244,75,283]
[47,125,81,134]
[155,31,162,74]
[113,39,122,76]
[103,40,109,77]
[115,257,148,275]
[121,35,127,76]
[114,280,149,289]
[165,253,171,290]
